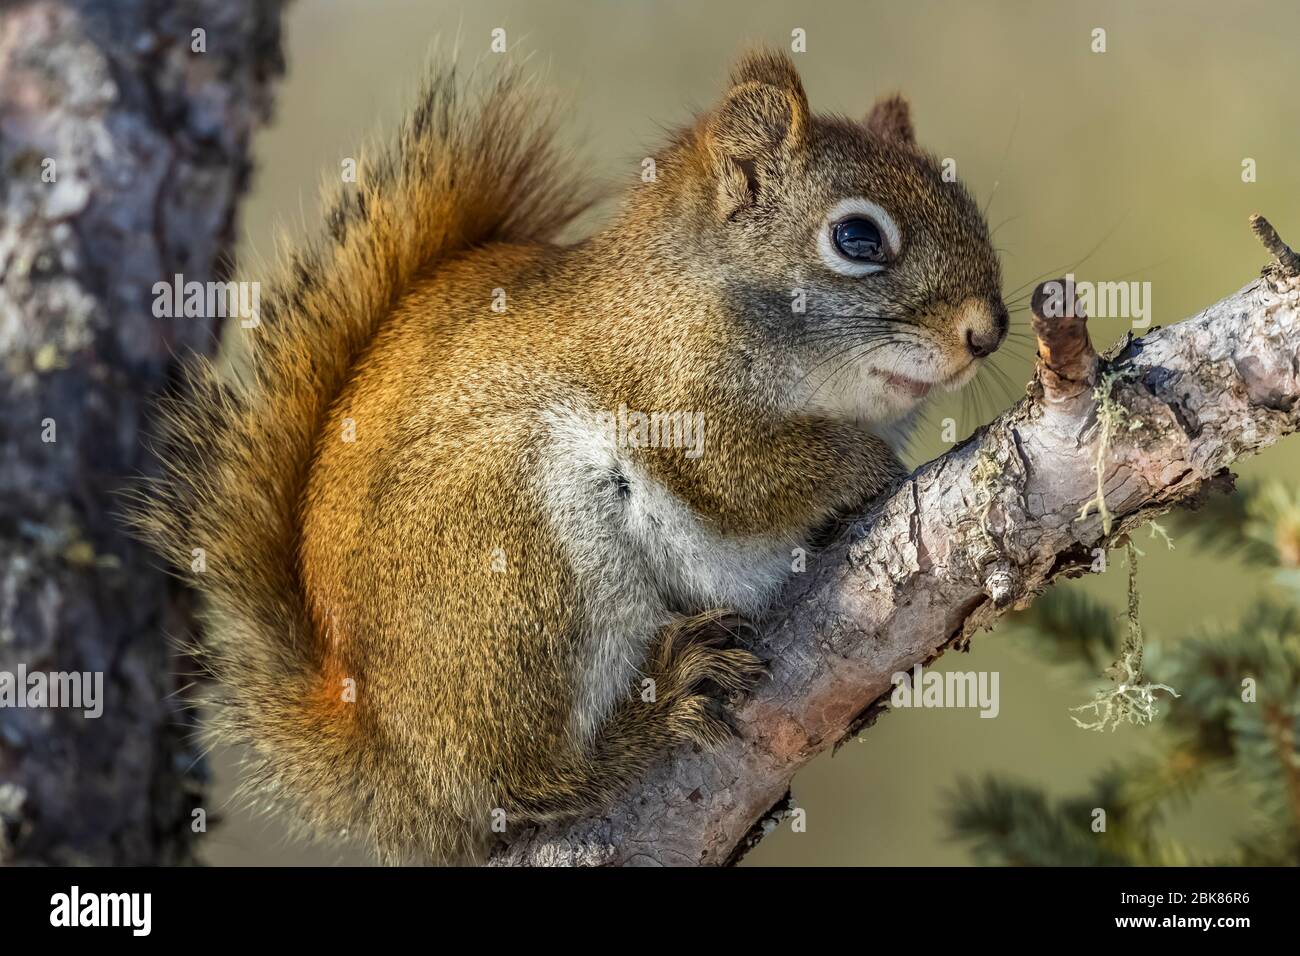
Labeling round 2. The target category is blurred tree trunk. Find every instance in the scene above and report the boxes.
[0,0,283,864]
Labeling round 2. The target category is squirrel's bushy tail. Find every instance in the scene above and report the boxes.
[130,60,593,859]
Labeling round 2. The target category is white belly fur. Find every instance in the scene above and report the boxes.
[537,404,796,743]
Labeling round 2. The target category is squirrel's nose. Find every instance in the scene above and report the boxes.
[966,327,1000,359]
[965,306,1008,359]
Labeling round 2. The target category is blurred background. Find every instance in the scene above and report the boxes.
[204,0,1300,865]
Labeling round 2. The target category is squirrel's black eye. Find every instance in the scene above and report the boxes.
[832,217,887,263]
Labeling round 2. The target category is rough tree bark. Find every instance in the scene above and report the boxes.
[492,220,1300,866]
[0,0,283,864]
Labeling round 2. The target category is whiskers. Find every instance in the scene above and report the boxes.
[964,354,1020,422]
[792,310,928,401]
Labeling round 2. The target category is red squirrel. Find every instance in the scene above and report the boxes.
[134,49,1007,863]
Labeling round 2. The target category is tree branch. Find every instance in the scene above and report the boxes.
[492,219,1300,866]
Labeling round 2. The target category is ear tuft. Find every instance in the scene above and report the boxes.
[865,93,916,145]
[729,48,806,101]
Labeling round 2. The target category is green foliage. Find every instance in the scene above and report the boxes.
[1175,480,1300,569]
[945,770,1188,866]
[945,481,1300,865]
[1009,587,1118,674]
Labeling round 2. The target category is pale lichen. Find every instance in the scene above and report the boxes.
[1078,366,1142,535]
[1070,649,1180,732]
[970,445,1004,550]
[1070,539,1179,732]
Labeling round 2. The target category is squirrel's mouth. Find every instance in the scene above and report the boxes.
[875,359,979,400]
[882,371,933,399]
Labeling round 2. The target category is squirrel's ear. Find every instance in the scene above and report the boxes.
[706,59,808,216]
[865,93,916,146]
[709,80,807,160]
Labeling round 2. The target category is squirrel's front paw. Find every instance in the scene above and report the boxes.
[652,611,766,747]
